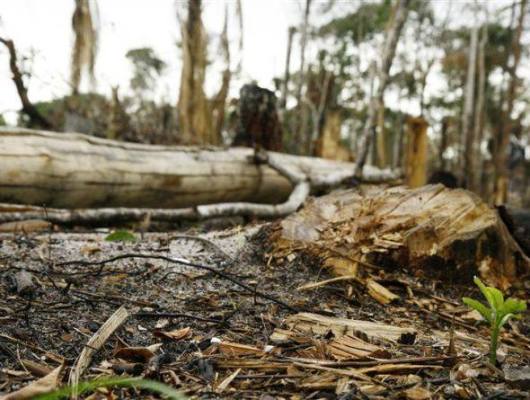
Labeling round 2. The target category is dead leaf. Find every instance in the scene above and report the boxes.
[0,365,62,400]
[153,327,192,341]
[114,343,162,363]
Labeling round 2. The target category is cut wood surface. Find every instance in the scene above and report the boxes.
[271,184,530,289]
[0,128,399,209]
[270,312,417,344]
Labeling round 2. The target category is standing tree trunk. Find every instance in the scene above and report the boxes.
[404,117,428,188]
[211,6,231,141]
[493,0,527,204]
[474,24,488,195]
[71,0,98,94]
[293,0,312,154]
[177,0,215,145]
[280,27,296,111]
[354,0,410,177]
[462,25,479,189]
[375,105,386,167]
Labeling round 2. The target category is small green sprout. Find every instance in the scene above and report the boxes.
[105,230,137,242]
[463,276,526,364]
[34,377,186,400]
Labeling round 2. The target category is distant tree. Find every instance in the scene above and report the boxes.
[126,47,166,93]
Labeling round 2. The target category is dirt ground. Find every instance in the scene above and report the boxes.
[0,222,529,399]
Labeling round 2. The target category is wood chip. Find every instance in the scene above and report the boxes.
[274,312,416,344]
[68,305,129,399]
[366,278,399,304]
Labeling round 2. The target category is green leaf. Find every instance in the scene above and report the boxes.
[487,286,505,309]
[105,230,137,242]
[463,297,491,322]
[501,297,527,315]
[473,276,501,309]
[498,313,516,330]
[34,377,186,400]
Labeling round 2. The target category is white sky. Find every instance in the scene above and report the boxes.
[0,0,521,126]
[0,0,304,123]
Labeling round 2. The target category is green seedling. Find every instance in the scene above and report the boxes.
[105,229,137,242]
[463,276,526,364]
[34,376,186,400]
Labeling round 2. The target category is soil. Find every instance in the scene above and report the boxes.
[0,222,529,399]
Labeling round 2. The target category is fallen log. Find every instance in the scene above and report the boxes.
[0,127,399,210]
[269,184,529,289]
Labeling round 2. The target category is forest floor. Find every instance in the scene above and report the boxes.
[0,220,529,399]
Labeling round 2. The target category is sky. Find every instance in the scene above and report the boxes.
[0,0,519,126]
[0,0,305,123]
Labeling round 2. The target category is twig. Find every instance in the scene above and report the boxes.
[56,253,299,313]
[134,312,224,324]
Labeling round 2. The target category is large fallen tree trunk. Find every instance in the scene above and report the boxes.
[0,128,399,213]
[268,184,529,289]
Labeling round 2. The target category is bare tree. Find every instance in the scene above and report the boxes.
[0,37,51,128]
[294,0,312,153]
[71,0,98,94]
[177,0,214,145]
[493,0,527,204]
[462,25,479,188]
[354,0,410,177]
[280,26,296,110]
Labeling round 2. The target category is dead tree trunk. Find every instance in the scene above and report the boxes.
[0,128,399,211]
[474,24,488,194]
[0,38,51,129]
[354,0,410,177]
[70,0,97,94]
[404,117,428,188]
[493,0,527,204]
[177,0,215,145]
[462,25,479,189]
[280,27,296,110]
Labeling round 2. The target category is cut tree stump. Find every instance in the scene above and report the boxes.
[269,184,529,289]
[0,128,399,210]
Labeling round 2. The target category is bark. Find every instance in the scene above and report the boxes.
[280,27,296,110]
[0,38,52,129]
[177,0,215,145]
[354,0,410,177]
[493,0,527,204]
[0,128,400,212]
[462,25,479,189]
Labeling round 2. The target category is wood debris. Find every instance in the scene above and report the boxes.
[270,185,530,289]
[271,312,417,344]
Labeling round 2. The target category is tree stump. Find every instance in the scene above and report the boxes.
[232,84,283,151]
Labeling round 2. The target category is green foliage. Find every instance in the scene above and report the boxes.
[0,113,6,126]
[34,377,185,400]
[105,230,137,242]
[319,0,392,43]
[126,47,167,92]
[463,276,526,364]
